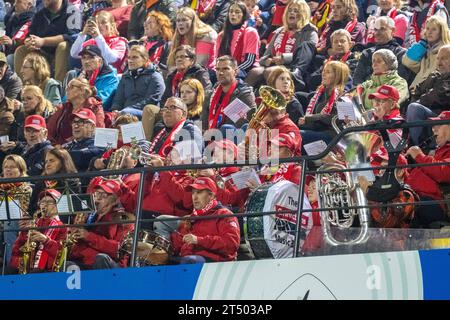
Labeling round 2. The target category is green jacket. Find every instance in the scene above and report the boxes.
[361,71,409,109]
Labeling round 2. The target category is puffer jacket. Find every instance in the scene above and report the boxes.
[412,71,450,111]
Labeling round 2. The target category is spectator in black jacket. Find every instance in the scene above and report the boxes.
[161,45,212,107]
[0,114,53,176]
[13,0,81,82]
[0,52,22,99]
[62,108,105,172]
[406,44,450,146]
[352,16,411,85]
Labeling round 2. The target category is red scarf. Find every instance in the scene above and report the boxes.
[411,0,442,43]
[272,1,287,26]
[366,7,398,43]
[171,71,185,96]
[316,17,358,53]
[232,22,248,64]
[191,0,216,15]
[306,86,339,115]
[192,198,218,216]
[208,81,238,129]
[149,43,164,65]
[326,50,351,64]
[272,29,295,56]
[149,119,186,156]
[33,216,61,270]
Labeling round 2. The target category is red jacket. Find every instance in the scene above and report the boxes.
[406,142,450,201]
[47,97,105,145]
[171,203,240,262]
[69,208,133,267]
[121,170,194,216]
[272,114,302,151]
[10,216,67,271]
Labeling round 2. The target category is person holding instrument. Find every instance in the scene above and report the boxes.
[7,189,67,274]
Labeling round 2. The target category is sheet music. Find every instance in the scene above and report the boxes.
[94,128,119,148]
[120,122,145,143]
[223,98,251,124]
[0,135,9,144]
[303,140,328,156]
[231,169,261,190]
[336,101,356,121]
[0,198,22,220]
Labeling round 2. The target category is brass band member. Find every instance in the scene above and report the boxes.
[8,189,67,274]
[67,179,133,270]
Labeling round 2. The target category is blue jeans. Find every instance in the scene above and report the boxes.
[406,103,436,146]
[171,255,207,264]
[120,107,143,119]
[3,220,18,265]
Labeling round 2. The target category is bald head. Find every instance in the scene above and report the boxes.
[437,45,450,74]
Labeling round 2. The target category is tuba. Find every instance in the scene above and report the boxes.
[245,86,287,158]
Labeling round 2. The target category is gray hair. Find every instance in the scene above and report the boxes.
[373,49,398,71]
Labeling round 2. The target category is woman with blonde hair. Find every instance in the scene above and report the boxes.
[168,7,217,70]
[316,0,366,55]
[20,53,62,106]
[266,66,303,124]
[0,154,32,265]
[70,11,128,73]
[298,61,350,149]
[47,78,105,145]
[247,0,318,87]
[403,15,450,90]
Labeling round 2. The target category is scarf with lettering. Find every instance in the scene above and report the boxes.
[272,28,296,56]
[208,81,238,129]
[306,85,339,115]
[33,216,61,270]
[192,198,218,217]
[411,0,443,43]
[316,17,358,53]
[149,119,186,156]
[232,22,248,64]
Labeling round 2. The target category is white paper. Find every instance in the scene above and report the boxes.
[120,122,145,143]
[0,135,9,144]
[351,163,376,182]
[303,140,328,156]
[336,101,356,121]
[173,140,202,161]
[223,98,251,124]
[94,128,119,149]
[0,198,22,220]
[230,169,261,190]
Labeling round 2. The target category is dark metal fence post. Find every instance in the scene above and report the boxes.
[130,171,146,267]
[293,158,308,258]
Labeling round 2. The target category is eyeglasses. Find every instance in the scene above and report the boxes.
[67,84,83,90]
[161,105,182,112]
[40,200,56,206]
[175,54,191,60]
[72,119,88,127]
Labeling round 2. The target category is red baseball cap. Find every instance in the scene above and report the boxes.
[187,177,217,195]
[25,115,46,130]
[429,111,450,121]
[270,133,298,153]
[96,179,122,196]
[212,139,238,159]
[368,85,400,102]
[72,108,96,125]
[38,189,61,202]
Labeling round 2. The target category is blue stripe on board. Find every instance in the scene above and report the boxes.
[419,248,450,300]
[0,264,203,300]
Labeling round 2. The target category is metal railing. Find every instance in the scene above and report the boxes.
[0,119,449,271]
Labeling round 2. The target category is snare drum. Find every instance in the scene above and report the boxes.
[119,230,172,266]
